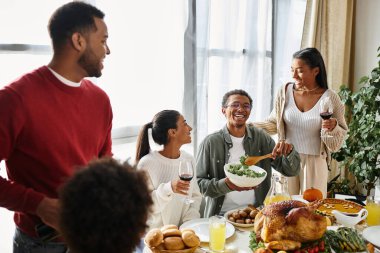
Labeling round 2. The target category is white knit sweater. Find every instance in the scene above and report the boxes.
[137,150,201,229]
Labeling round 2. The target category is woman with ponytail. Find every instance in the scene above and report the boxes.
[135,110,201,229]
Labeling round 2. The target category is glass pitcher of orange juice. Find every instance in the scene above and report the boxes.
[264,174,291,205]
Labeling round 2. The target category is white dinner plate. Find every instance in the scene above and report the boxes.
[180,218,235,242]
[362,225,380,248]
[224,209,255,228]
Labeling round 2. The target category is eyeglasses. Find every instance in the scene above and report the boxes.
[225,102,252,110]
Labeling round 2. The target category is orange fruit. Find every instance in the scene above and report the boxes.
[303,187,323,202]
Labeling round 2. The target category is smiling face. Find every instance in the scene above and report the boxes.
[78,17,110,77]
[222,94,251,129]
[173,115,192,145]
[291,58,319,88]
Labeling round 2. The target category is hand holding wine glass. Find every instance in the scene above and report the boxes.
[319,97,334,137]
[178,160,194,204]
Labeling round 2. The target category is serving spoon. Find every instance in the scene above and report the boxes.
[244,153,273,166]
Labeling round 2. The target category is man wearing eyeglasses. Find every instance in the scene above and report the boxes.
[196,89,300,218]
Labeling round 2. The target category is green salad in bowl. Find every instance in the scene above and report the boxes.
[224,156,267,187]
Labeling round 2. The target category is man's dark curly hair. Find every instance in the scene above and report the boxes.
[48,1,105,51]
[221,89,253,107]
[59,158,153,253]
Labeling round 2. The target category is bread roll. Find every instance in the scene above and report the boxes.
[145,228,164,247]
[160,224,178,232]
[182,231,201,247]
[162,228,182,237]
[164,236,185,250]
[180,228,195,234]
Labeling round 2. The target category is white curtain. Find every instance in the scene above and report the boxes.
[196,0,273,146]
[273,0,307,93]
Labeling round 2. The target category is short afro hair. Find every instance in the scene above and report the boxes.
[59,158,153,253]
[221,89,252,107]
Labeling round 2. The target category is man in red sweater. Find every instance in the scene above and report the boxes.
[0,2,112,252]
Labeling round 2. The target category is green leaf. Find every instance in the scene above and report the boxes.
[359,76,369,84]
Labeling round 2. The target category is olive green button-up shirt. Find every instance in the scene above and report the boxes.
[196,125,300,218]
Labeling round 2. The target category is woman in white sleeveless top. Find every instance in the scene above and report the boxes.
[253,48,347,197]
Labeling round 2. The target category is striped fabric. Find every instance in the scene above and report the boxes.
[283,84,324,155]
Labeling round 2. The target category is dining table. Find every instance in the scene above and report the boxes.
[143,225,380,253]
[144,194,380,253]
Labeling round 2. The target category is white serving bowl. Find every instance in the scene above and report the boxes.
[332,209,368,227]
[223,163,267,187]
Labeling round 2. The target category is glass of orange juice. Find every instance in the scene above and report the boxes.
[209,215,226,252]
[366,196,380,226]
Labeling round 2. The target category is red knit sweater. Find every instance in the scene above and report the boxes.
[0,66,113,237]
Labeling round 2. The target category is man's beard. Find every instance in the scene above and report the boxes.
[78,47,102,78]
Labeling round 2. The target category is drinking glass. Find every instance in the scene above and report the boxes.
[178,160,194,204]
[319,97,334,138]
[366,196,380,226]
[209,215,226,252]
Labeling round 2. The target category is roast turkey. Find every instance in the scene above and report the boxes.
[254,200,327,250]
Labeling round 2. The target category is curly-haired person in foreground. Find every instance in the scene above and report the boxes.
[59,158,153,253]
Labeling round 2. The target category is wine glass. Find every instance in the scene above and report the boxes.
[319,97,333,138]
[178,160,194,204]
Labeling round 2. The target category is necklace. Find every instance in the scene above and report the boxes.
[293,85,319,93]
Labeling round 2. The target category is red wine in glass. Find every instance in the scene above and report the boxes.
[320,112,333,120]
[319,97,334,138]
[179,174,193,181]
[178,160,194,204]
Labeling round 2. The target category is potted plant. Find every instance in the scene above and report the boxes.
[332,47,380,197]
